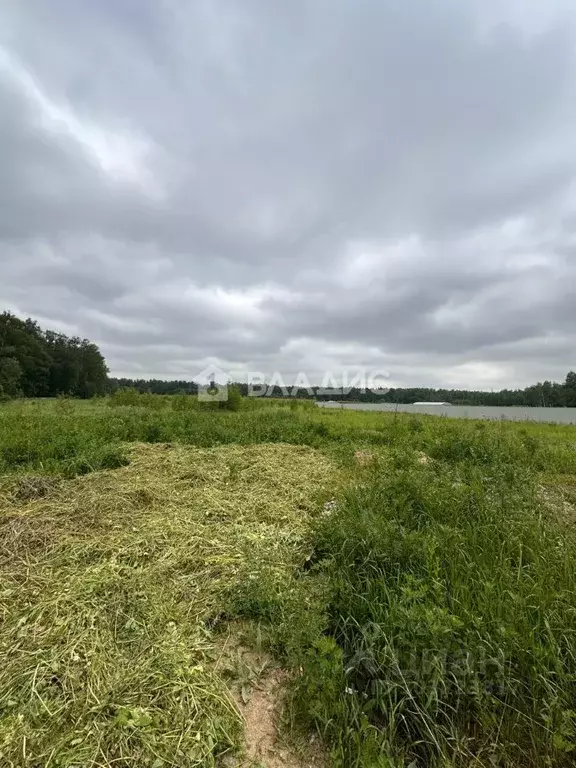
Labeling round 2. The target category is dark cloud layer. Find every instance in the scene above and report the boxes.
[1,0,576,388]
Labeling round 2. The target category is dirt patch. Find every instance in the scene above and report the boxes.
[240,669,326,768]
[242,668,292,767]
[218,639,326,768]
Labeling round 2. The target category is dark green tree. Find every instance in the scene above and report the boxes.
[0,311,109,399]
[565,371,576,407]
[0,356,22,397]
[45,331,81,395]
[75,340,108,397]
[0,312,51,396]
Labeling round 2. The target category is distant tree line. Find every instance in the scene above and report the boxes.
[110,378,199,395]
[0,312,108,399]
[3,310,576,407]
[109,372,576,407]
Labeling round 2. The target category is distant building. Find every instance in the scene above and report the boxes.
[413,402,451,406]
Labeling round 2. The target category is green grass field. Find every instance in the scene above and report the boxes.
[1,396,576,767]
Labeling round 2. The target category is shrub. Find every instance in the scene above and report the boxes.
[219,386,243,412]
[108,388,141,407]
[171,394,195,412]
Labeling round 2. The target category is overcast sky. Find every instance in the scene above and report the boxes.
[1,1,576,389]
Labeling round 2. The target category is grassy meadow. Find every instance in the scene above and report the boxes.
[1,395,576,767]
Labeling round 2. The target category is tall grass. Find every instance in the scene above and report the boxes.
[2,397,575,478]
[287,435,576,766]
[0,398,337,476]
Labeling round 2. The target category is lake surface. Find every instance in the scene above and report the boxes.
[316,402,576,425]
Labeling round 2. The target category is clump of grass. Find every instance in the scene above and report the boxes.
[0,442,338,766]
[219,386,243,412]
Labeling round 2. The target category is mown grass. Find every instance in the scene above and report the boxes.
[1,395,576,766]
[0,441,337,767]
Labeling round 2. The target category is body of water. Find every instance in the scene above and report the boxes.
[316,401,576,425]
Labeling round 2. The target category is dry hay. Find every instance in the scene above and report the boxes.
[11,475,61,502]
[0,442,337,767]
[353,450,374,466]
[538,480,576,526]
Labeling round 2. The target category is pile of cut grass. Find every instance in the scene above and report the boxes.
[0,442,337,767]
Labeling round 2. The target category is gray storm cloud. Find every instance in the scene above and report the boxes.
[1,0,575,389]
